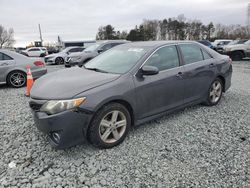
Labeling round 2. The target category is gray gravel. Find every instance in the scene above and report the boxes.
[0,62,249,188]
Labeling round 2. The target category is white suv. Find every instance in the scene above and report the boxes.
[22,47,48,57]
[223,40,250,61]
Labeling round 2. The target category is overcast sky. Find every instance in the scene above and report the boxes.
[0,0,249,47]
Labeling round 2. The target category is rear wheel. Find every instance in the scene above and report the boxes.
[231,51,244,61]
[205,78,223,106]
[7,71,27,88]
[88,103,131,148]
[55,57,64,65]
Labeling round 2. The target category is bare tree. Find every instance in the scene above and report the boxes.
[0,25,15,48]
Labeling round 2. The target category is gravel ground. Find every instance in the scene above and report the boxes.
[0,62,249,188]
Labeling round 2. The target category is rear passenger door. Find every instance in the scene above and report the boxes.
[179,43,216,103]
[0,52,15,82]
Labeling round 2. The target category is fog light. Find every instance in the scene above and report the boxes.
[51,132,61,144]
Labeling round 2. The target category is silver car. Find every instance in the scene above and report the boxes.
[0,49,47,88]
[44,47,85,65]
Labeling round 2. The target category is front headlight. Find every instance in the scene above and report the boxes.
[40,97,86,115]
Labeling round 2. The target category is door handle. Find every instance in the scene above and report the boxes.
[209,63,215,67]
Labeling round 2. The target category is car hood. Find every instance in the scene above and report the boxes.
[68,51,97,58]
[45,52,66,58]
[67,52,84,57]
[30,67,120,100]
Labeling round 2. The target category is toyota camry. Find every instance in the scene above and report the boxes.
[29,41,232,149]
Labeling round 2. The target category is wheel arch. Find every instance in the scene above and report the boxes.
[231,50,246,57]
[216,75,225,92]
[94,99,134,126]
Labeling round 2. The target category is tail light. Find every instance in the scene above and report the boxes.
[34,61,45,67]
[228,58,232,64]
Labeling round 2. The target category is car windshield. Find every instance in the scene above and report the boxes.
[61,47,73,53]
[84,46,149,74]
[244,40,250,45]
[84,43,101,52]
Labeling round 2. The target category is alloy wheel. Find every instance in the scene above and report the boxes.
[10,72,26,87]
[99,110,127,144]
[209,80,222,103]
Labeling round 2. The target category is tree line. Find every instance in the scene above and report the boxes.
[96,14,250,41]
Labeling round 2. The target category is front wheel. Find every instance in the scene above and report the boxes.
[205,78,223,106]
[231,51,244,61]
[88,103,131,148]
[55,57,64,65]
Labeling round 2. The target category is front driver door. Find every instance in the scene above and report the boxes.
[133,45,185,119]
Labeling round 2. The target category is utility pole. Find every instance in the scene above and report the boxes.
[247,4,250,37]
[38,24,43,46]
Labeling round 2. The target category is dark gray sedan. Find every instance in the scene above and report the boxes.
[29,41,232,149]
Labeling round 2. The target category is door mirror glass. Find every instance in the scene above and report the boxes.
[140,66,159,75]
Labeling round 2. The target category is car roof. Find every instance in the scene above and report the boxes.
[119,40,200,48]
[96,40,130,44]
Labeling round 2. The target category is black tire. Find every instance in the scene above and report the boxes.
[55,57,64,65]
[88,103,131,149]
[231,51,244,61]
[7,71,27,88]
[40,53,46,57]
[204,78,223,106]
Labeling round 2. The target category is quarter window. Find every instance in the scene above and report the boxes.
[145,45,179,71]
[202,50,212,60]
[179,44,203,64]
[0,52,13,61]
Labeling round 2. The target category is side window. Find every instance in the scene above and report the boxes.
[102,44,112,51]
[69,48,77,53]
[179,44,203,64]
[145,45,179,71]
[0,52,12,60]
[29,48,39,51]
[202,50,212,60]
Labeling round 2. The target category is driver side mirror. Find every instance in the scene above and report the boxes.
[140,66,159,76]
[98,49,104,53]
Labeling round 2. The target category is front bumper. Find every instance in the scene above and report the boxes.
[29,100,93,149]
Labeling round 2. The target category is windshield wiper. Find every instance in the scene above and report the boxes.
[84,66,108,73]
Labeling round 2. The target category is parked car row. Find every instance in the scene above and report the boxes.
[65,40,130,67]
[198,39,250,60]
